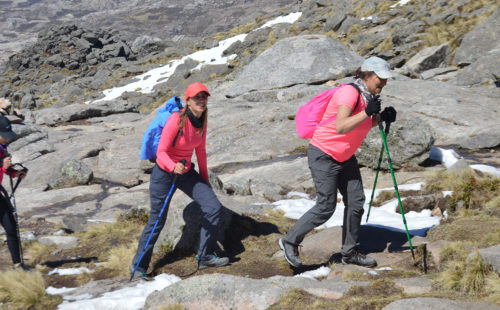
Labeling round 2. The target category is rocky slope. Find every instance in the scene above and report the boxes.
[0,0,499,309]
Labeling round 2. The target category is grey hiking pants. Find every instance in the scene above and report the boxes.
[132,164,222,273]
[284,144,366,256]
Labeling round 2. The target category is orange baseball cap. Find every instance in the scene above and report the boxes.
[185,82,210,102]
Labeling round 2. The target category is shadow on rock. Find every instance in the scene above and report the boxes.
[42,256,98,268]
[359,224,415,253]
[153,202,279,270]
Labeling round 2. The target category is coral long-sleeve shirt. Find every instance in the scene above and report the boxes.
[310,85,372,162]
[156,111,208,181]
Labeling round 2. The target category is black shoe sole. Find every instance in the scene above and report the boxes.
[341,257,377,268]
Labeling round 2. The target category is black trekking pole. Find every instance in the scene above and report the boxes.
[366,122,391,223]
[7,163,29,266]
[374,114,415,260]
[130,159,186,281]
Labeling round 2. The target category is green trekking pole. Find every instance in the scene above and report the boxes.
[375,114,415,260]
[366,122,390,223]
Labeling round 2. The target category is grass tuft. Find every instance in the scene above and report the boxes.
[461,251,488,295]
[438,242,469,264]
[0,269,55,308]
[103,242,139,276]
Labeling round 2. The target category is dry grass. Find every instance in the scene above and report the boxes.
[423,170,500,212]
[427,213,500,246]
[422,1,498,56]
[484,272,500,306]
[0,269,60,309]
[209,17,263,42]
[158,305,186,310]
[438,241,469,264]
[435,251,490,296]
[24,242,57,265]
[268,288,336,310]
[461,252,488,295]
[103,242,139,276]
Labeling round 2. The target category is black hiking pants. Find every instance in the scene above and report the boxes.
[0,194,21,264]
[284,144,366,256]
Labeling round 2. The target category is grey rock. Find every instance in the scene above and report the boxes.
[38,235,79,250]
[402,44,449,74]
[456,50,500,86]
[224,35,363,98]
[356,118,435,169]
[447,159,472,173]
[382,297,500,310]
[420,67,458,80]
[453,8,500,65]
[143,274,285,310]
[336,16,360,35]
[380,79,500,146]
[61,214,88,233]
[323,11,347,32]
[10,138,55,163]
[458,131,500,149]
[33,100,138,126]
[217,157,312,199]
[469,245,500,274]
[393,277,433,294]
[47,159,93,189]
[144,273,364,310]
[16,184,103,215]
[156,192,245,254]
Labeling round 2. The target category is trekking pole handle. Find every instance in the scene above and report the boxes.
[376,114,391,134]
[7,163,28,174]
[172,159,187,184]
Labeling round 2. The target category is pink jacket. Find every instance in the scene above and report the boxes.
[156,112,209,181]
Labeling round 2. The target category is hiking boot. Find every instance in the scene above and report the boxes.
[341,251,377,268]
[279,238,302,267]
[196,255,229,270]
[13,263,32,271]
[129,264,152,281]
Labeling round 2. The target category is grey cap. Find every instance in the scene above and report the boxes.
[361,56,394,79]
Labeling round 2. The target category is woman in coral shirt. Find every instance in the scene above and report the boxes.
[131,83,228,279]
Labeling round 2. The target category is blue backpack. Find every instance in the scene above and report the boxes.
[140,96,183,160]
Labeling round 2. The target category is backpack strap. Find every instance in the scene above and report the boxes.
[317,83,362,128]
[172,111,183,148]
[348,83,361,111]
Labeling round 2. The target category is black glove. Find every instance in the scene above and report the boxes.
[365,95,381,116]
[380,106,397,123]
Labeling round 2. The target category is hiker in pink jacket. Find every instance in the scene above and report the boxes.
[131,83,229,279]
[280,57,397,268]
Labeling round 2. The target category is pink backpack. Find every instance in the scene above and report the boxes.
[295,83,360,139]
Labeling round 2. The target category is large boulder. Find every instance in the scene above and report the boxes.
[144,273,364,310]
[383,297,500,310]
[356,118,435,169]
[47,158,93,189]
[452,8,500,66]
[224,35,363,98]
[455,50,500,86]
[402,44,449,75]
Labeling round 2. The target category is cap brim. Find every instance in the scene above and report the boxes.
[0,130,16,140]
[375,70,394,79]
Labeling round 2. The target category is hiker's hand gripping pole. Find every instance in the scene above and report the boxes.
[130,159,186,281]
[373,114,415,261]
